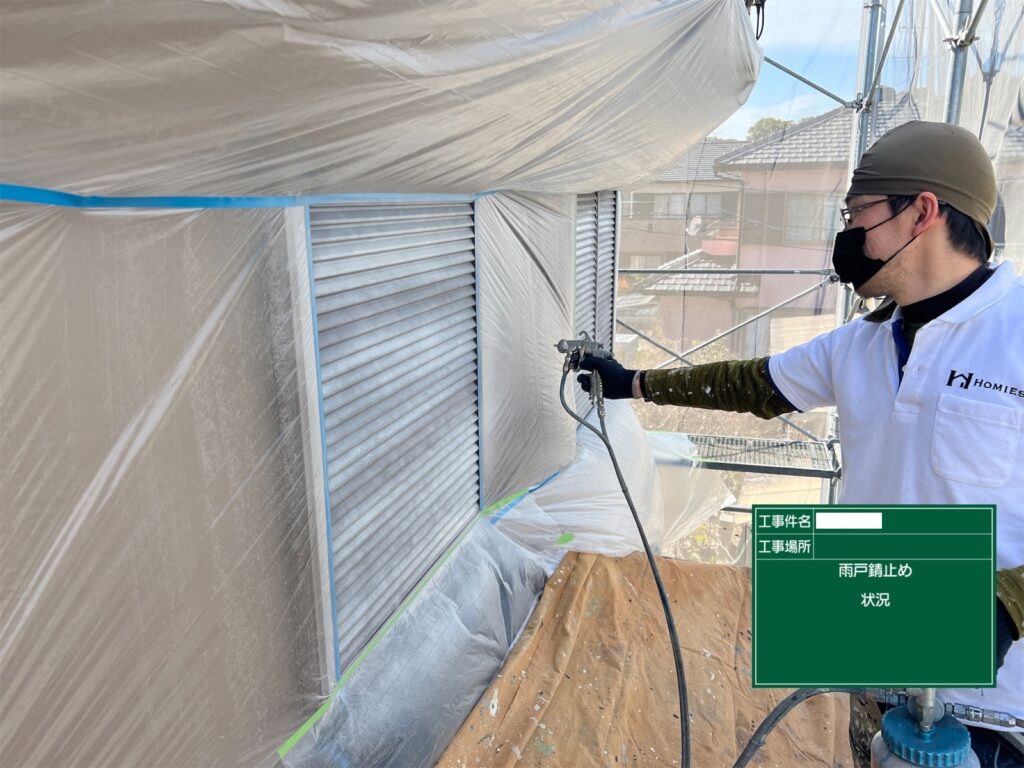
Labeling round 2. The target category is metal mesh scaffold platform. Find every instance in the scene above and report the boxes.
[684,434,840,479]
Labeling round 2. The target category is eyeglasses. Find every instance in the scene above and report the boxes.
[839,197,891,227]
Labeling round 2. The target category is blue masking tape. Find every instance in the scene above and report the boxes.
[488,470,560,525]
[304,205,343,682]
[1,183,489,209]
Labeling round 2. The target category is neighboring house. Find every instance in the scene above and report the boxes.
[620,138,743,270]
[618,89,923,358]
[618,138,747,353]
[715,88,920,349]
[625,250,758,355]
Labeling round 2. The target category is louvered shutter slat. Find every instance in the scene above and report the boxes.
[339,425,479,535]
[320,316,476,394]
[574,194,598,412]
[325,348,477,441]
[596,190,618,348]
[338,458,479,580]
[323,340,477,419]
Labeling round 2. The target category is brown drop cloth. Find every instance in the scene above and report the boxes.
[437,551,854,768]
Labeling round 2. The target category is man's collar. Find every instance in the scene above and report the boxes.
[901,264,993,323]
[862,262,1014,326]
[864,298,897,323]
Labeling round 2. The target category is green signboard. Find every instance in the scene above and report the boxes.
[751,505,995,687]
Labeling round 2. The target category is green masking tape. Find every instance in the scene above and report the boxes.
[278,484,539,759]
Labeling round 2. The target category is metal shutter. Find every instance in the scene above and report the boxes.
[574,191,618,411]
[309,200,479,671]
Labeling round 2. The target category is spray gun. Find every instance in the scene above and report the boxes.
[556,332,615,417]
[734,688,1020,768]
[555,332,612,373]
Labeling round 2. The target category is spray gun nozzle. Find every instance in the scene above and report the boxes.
[555,332,613,372]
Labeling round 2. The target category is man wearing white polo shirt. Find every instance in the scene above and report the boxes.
[580,121,1023,766]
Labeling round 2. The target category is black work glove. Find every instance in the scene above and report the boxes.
[577,355,637,399]
[996,598,1020,670]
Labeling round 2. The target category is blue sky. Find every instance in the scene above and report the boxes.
[713,1,865,139]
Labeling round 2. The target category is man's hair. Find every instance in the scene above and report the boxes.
[888,195,988,263]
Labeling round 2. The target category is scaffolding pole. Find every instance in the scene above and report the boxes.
[616,319,822,442]
[855,1,886,163]
[645,278,834,366]
[619,268,835,276]
[960,0,989,46]
[864,0,908,109]
[763,56,855,108]
[946,0,979,124]
[824,0,890,504]
[942,0,991,124]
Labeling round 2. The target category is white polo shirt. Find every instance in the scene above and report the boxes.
[769,261,1024,730]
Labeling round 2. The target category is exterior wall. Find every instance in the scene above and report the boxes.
[621,217,687,263]
[735,248,838,310]
[656,294,735,348]
[737,165,848,194]
[733,164,846,314]
[621,180,742,269]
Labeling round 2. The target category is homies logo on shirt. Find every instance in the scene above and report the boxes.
[947,369,1024,399]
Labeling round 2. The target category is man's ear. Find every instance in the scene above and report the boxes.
[913,191,942,234]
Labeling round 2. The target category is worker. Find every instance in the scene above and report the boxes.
[580,121,1023,767]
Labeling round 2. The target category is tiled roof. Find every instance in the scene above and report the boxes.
[617,292,658,309]
[999,124,1024,159]
[633,251,759,295]
[616,293,658,325]
[716,90,920,169]
[656,139,744,182]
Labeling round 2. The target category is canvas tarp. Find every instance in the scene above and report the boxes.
[438,551,855,768]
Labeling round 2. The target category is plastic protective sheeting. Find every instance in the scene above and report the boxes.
[877,0,1024,270]
[493,400,670,567]
[477,192,578,507]
[879,0,1024,159]
[282,521,549,768]
[0,204,330,766]
[0,0,760,197]
[648,431,737,547]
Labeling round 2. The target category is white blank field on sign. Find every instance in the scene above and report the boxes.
[817,512,883,529]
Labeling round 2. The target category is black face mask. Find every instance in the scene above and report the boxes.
[832,203,918,289]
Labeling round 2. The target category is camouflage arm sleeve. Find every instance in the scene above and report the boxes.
[640,357,796,420]
[997,565,1024,638]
